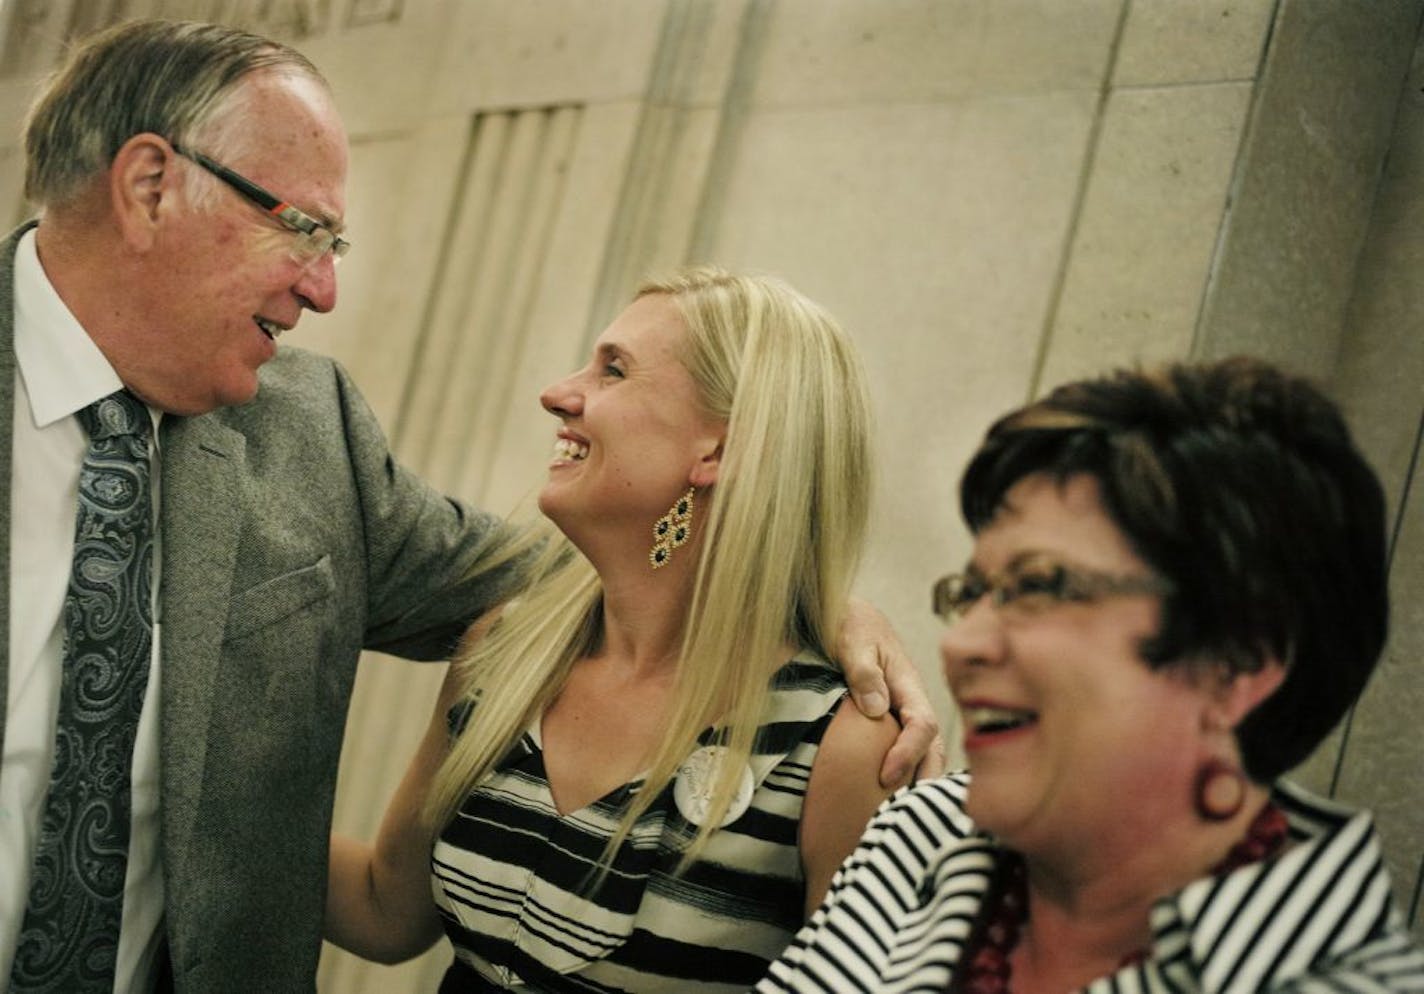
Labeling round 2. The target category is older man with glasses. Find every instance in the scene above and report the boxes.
[0,19,507,994]
[0,18,938,994]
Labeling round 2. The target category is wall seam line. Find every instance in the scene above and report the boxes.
[1024,0,1133,401]
[1187,0,1283,361]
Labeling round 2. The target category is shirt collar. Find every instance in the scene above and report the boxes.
[1146,780,1394,993]
[13,226,126,429]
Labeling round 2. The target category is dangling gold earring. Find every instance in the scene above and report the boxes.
[650,487,696,569]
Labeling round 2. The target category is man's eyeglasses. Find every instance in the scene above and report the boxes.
[171,142,350,266]
[932,554,1172,624]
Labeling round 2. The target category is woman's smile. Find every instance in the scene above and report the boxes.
[549,432,589,467]
[957,699,1039,752]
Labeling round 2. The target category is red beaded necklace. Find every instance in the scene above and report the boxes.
[954,803,1289,994]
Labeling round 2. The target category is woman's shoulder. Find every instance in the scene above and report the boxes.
[760,650,851,726]
[771,650,845,691]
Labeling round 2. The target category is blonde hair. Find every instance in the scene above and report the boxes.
[427,266,873,869]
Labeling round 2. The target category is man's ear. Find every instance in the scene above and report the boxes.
[109,133,179,251]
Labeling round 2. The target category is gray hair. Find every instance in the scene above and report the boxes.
[23,18,327,208]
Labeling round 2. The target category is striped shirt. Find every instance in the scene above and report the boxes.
[757,774,1424,993]
[431,656,847,993]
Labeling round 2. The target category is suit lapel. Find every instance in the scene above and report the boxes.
[157,412,245,883]
[0,223,33,763]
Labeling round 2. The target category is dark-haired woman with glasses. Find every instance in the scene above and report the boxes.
[756,357,1424,993]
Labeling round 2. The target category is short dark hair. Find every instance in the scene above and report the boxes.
[23,18,324,206]
[959,357,1388,782]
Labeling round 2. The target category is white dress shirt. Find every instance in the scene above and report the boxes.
[2,228,165,993]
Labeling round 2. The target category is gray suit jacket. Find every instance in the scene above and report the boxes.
[0,223,512,991]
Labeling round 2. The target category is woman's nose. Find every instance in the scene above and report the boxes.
[539,373,583,417]
[939,601,1007,685]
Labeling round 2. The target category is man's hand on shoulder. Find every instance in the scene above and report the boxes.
[835,598,945,787]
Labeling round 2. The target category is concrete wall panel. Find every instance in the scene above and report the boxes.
[1040,82,1253,388]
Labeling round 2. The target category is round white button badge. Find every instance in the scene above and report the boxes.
[673,746,754,827]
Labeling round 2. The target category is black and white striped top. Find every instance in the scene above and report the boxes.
[756,774,1424,993]
[431,656,847,993]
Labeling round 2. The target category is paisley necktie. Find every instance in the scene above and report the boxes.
[10,390,155,994]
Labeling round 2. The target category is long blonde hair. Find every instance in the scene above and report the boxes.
[427,266,873,868]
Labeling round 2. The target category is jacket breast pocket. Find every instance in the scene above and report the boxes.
[223,555,335,643]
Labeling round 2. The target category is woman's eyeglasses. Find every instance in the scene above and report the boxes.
[932,554,1171,624]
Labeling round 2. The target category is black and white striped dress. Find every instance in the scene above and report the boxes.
[431,655,847,993]
[756,774,1424,993]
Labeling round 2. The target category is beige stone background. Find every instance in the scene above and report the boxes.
[0,0,1420,989]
